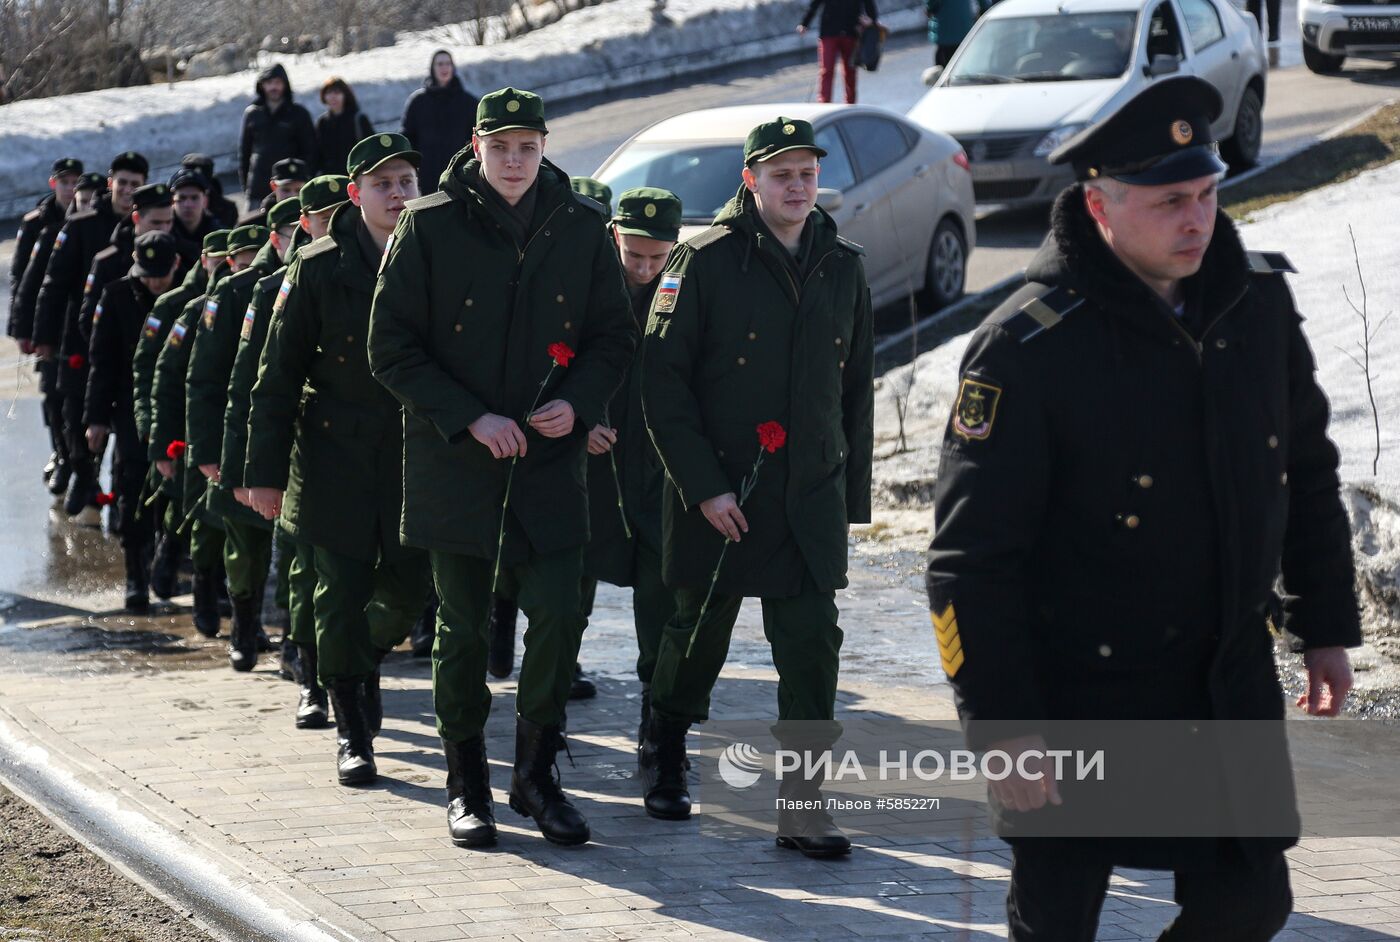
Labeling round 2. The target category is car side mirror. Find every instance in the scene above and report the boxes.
[922,65,944,87]
[816,188,844,212]
[1145,54,1181,77]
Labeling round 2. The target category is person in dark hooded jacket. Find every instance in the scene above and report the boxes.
[399,50,479,195]
[315,76,375,176]
[239,63,317,210]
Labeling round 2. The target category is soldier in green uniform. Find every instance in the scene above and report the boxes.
[231,176,347,729]
[638,117,874,857]
[185,223,280,670]
[369,89,636,848]
[136,228,224,600]
[246,134,433,785]
[580,186,682,741]
[220,198,308,684]
[569,177,613,214]
[150,230,232,637]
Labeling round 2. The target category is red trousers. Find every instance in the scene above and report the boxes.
[818,35,858,104]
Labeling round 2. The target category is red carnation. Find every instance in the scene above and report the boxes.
[166,440,187,460]
[757,421,787,454]
[548,341,575,368]
[94,492,116,507]
[67,354,85,370]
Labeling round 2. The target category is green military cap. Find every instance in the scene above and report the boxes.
[51,157,83,177]
[226,224,269,255]
[347,132,421,178]
[203,229,230,257]
[570,177,613,212]
[475,87,548,136]
[267,197,302,230]
[744,116,827,166]
[132,182,174,210]
[300,174,351,214]
[613,187,682,242]
[76,172,108,192]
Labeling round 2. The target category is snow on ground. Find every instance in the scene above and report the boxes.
[861,160,1400,675]
[0,0,922,216]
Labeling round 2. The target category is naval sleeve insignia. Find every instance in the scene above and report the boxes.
[951,377,1002,441]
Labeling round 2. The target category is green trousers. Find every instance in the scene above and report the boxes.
[650,581,843,725]
[313,546,431,685]
[287,540,318,647]
[274,533,296,610]
[222,518,273,600]
[189,517,225,573]
[431,547,586,741]
[580,542,674,685]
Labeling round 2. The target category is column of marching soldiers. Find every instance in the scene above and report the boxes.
[5,87,875,855]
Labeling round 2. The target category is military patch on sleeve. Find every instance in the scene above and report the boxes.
[168,322,188,348]
[240,304,257,341]
[54,230,67,250]
[932,603,964,678]
[92,303,103,326]
[272,278,292,316]
[950,376,1002,442]
[202,298,219,330]
[143,315,162,339]
[654,272,682,313]
[378,234,394,275]
[84,273,95,296]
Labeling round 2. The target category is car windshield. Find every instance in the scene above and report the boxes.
[599,143,745,222]
[947,12,1139,85]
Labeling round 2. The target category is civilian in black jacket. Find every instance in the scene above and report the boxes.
[239,63,317,210]
[315,76,375,176]
[400,50,478,194]
[798,0,879,103]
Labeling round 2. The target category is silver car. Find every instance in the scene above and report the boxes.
[908,0,1266,209]
[593,103,978,311]
[1299,0,1400,73]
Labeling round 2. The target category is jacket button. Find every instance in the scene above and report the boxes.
[1215,338,1228,350]
[1136,474,1154,489]
[737,357,747,366]
[717,449,725,458]
[544,230,551,237]
[564,321,572,330]
[1268,434,1279,449]
[1118,513,1140,529]
[465,298,473,307]
[1280,472,1288,486]
[1098,644,1112,657]
[337,355,345,363]
[835,337,842,346]
[557,294,565,303]
[838,360,845,369]
[345,335,353,343]
[322,420,330,429]
[748,332,757,340]
[454,324,463,333]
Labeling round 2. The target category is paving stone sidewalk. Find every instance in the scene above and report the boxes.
[2,620,1400,942]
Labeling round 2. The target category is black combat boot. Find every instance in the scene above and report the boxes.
[191,568,221,637]
[444,736,498,847]
[327,680,376,786]
[63,464,97,518]
[123,544,151,615]
[411,594,436,658]
[637,684,651,748]
[46,458,72,496]
[774,730,850,858]
[228,594,259,672]
[278,635,298,681]
[508,717,590,845]
[294,644,329,729]
[148,530,180,600]
[569,663,597,700]
[365,648,391,737]
[639,713,692,821]
[486,597,517,679]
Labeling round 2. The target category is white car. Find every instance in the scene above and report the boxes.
[593,103,977,311]
[907,0,1266,209]
[1299,0,1400,73]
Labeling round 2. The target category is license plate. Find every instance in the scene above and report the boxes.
[1347,16,1400,31]
[970,161,1014,181]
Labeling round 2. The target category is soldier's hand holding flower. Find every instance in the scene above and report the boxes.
[587,424,617,455]
[470,413,527,459]
[155,459,175,480]
[701,493,748,543]
[198,463,220,483]
[529,400,576,438]
[86,424,109,453]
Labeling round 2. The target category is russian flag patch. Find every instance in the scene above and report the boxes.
[240,305,256,341]
[655,272,682,313]
[168,322,187,347]
[143,315,161,338]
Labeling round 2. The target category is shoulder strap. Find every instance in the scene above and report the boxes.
[999,283,1086,344]
[404,190,454,212]
[836,235,866,256]
[571,192,609,216]
[685,225,732,251]
[297,235,337,260]
[1246,250,1296,275]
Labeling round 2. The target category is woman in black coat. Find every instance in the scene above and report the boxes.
[315,77,375,177]
[399,49,479,195]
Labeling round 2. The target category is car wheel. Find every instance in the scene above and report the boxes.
[1302,42,1344,74]
[920,217,967,310]
[1221,86,1262,170]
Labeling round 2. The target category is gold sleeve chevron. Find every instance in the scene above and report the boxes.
[932,603,964,678]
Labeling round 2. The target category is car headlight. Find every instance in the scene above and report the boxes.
[1033,124,1087,158]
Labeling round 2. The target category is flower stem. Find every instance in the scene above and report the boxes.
[491,363,558,593]
[684,449,768,658]
[604,406,632,541]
